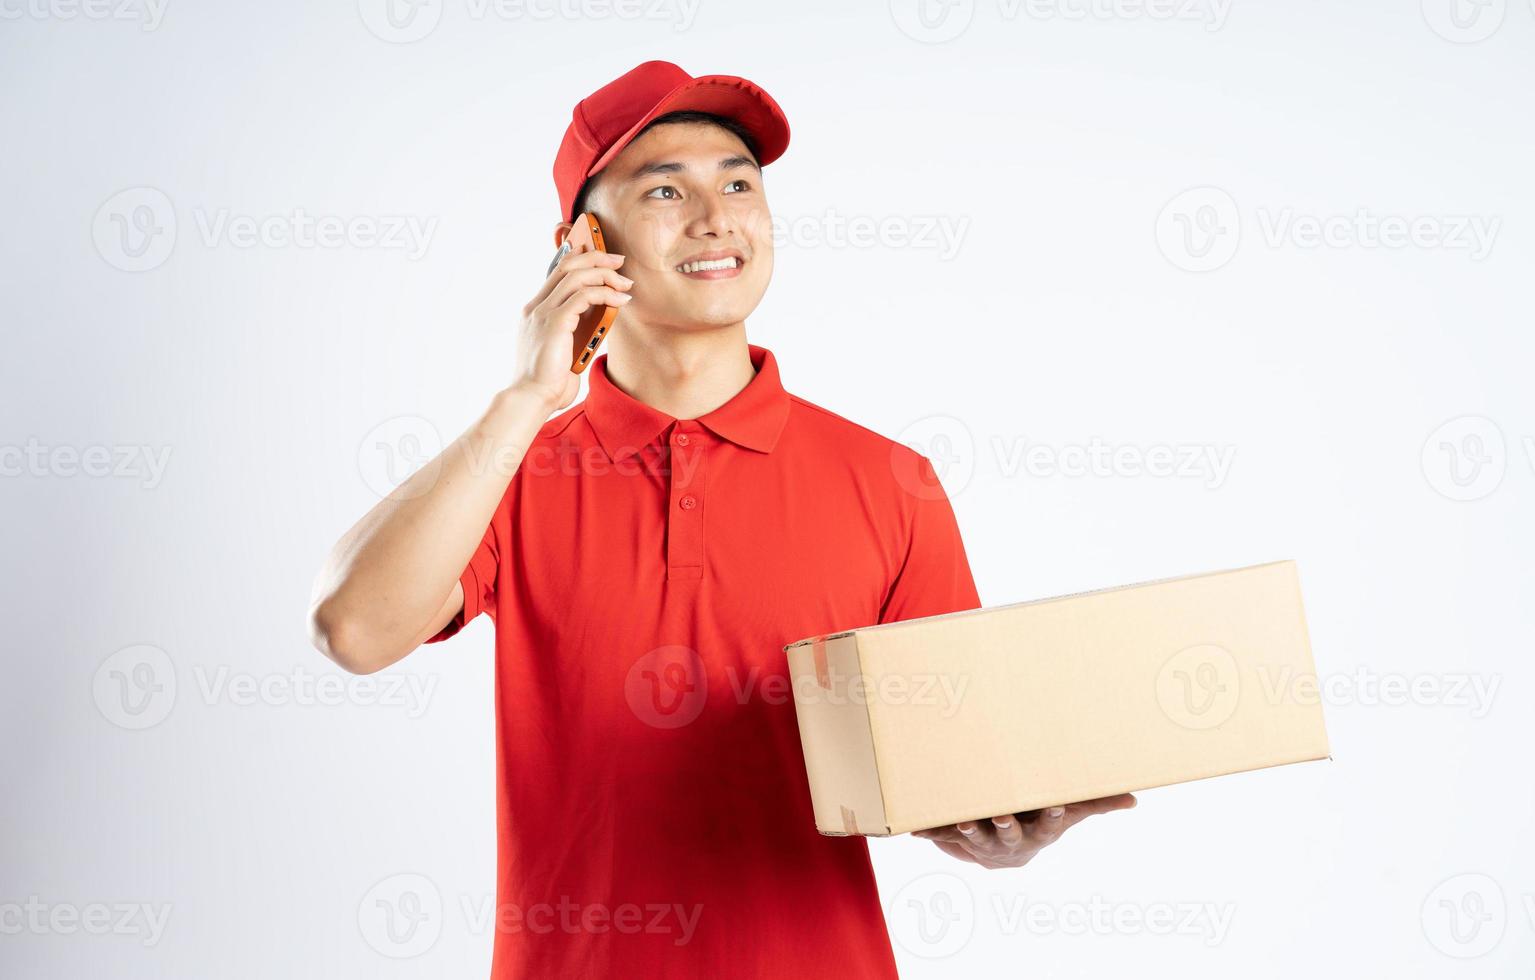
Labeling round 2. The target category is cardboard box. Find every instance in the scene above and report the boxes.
[783,560,1330,836]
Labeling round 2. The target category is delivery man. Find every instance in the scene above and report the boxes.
[308,60,1134,978]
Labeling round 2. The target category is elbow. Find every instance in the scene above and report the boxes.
[308,599,389,675]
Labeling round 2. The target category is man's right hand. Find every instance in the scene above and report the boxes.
[512,248,632,412]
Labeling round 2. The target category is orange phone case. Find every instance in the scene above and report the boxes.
[550,213,621,374]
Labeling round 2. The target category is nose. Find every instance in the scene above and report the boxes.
[687,192,736,240]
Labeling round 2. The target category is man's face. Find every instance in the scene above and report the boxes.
[569,120,774,333]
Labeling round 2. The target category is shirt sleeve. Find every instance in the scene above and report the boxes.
[878,451,983,625]
[424,515,501,644]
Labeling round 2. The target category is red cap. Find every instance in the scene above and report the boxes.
[552,60,791,223]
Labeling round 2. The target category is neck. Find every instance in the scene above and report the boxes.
[603,323,757,421]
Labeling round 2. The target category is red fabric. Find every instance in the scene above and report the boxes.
[430,344,981,978]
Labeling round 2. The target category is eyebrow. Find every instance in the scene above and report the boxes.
[624,155,761,181]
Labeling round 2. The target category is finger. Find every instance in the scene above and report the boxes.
[990,813,1024,850]
[552,285,633,326]
[955,819,999,854]
[1024,805,1066,845]
[541,266,633,313]
[1062,794,1138,830]
[529,250,627,309]
[912,825,966,845]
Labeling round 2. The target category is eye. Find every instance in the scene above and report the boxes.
[645,185,680,201]
[724,179,752,193]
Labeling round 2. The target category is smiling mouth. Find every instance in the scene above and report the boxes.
[675,256,744,277]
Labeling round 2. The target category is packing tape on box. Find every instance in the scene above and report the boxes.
[811,636,831,690]
[839,804,859,835]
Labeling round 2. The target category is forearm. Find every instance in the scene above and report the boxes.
[308,383,554,672]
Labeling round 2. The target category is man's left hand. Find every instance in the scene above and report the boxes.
[910,794,1137,869]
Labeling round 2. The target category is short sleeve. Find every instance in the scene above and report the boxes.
[424,517,500,644]
[878,452,982,625]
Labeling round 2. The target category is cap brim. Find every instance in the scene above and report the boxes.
[585,74,791,181]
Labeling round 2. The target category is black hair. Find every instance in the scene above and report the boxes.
[570,110,761,221]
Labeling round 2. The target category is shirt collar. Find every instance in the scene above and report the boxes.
[585,343,792,461]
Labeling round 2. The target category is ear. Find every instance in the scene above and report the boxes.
[553,220,573,247]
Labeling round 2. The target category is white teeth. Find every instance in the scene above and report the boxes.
[677,257,740,273]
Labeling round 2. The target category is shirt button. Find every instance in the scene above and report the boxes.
[679,494,697,510]
[675,433,690,447]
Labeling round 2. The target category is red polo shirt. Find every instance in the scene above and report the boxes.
[429,343,981,978]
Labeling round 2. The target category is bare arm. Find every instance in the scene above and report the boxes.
[308,247,633,674]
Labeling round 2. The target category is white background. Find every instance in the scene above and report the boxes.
[2,1,1532,976]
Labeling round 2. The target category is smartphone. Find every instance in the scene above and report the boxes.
[548,212,621,374]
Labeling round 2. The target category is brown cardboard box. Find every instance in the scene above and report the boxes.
[783,560,1330,836]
